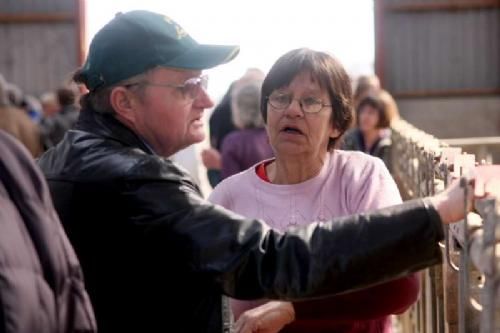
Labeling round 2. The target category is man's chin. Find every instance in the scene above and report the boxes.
[187,131,206,146]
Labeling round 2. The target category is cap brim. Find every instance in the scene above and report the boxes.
[164,44,240,70]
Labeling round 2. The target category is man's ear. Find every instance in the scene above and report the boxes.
[110,87,136,124]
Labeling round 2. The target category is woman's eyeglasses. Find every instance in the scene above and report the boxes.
[267,92,332,114]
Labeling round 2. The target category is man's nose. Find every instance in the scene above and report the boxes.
[194,88,214,109]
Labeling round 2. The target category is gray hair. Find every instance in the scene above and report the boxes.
[231,81,264,129]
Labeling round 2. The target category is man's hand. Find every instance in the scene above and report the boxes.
[431,178,473,224]
[201,148,221,170]
[431,166,500,224]
[234,301,295,333]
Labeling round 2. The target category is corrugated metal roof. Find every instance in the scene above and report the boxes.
[380,6,500,93]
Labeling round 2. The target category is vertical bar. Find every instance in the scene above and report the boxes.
[374,0,386,85]
[458,178,470,333]
[480,198,498,333]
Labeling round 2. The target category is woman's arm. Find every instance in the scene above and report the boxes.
[293,273,419,321]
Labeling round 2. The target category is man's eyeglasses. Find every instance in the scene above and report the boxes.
[125,75,208,100]
[267,91,332,114]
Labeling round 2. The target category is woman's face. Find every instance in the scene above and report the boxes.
[358,104,380,132]
[266,71,339,159]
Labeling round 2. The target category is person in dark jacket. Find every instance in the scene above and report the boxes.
[37,10,473,332]
[203,68,266,186]
[343,93,395,171]
[40,86,80,149]
[0,130,96,333]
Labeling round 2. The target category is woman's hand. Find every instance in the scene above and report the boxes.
[234,301,295,333]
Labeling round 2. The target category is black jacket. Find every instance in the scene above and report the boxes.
[38,108,444,332]
[0,130,96,333]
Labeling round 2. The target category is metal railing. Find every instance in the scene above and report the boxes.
[391,120,500,333]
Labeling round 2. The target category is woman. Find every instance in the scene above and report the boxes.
[353,74,380,109]
[209,48,418,333]
[342,92,395,170]
[219,80,273,179]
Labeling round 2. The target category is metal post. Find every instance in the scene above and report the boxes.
[478,198,499,333]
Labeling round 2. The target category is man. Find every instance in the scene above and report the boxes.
[38,10,472,332]
[40,85,80,149]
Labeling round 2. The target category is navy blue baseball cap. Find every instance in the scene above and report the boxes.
[78,10,240,91]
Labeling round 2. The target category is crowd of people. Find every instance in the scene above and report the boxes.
[0,74,82,158]
[0,9,494,333]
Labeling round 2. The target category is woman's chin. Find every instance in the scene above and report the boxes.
[274,143,307,156]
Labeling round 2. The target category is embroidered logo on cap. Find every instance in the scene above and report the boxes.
[163,15,188,40]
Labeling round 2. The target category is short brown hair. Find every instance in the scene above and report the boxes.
[378,89,400,124]
[354,75,380,104]
[260,48,353,150]
[356,94,391,129]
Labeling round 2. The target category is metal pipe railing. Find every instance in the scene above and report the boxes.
[391,119,500,333]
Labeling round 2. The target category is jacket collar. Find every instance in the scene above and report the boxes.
[75,107,155,155]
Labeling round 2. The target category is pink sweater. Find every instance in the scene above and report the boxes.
[209,150,419,333]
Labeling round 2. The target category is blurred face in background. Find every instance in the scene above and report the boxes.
[40,94,60,117]
[358,104,380,132]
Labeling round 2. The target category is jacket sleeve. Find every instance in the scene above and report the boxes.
[122,160,443,302]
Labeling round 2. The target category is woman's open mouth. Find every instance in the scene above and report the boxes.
[281,126,304,135]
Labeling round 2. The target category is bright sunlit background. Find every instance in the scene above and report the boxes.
[84,0,376,194]
[85,0,375,102]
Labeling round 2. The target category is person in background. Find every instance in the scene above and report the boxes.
[353,74,380,108]
[5,82,24,109]
[209,48,417,333]
[219,80,273,179]
[379,89,400,123]
[0,130,96,333]
[40,85,80,149]
[342,92,396,171]
[20,95,43,123]
[202,83,236,186]
[0,74,42,157]
[40,92,60,118]
[202,68,265,186]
